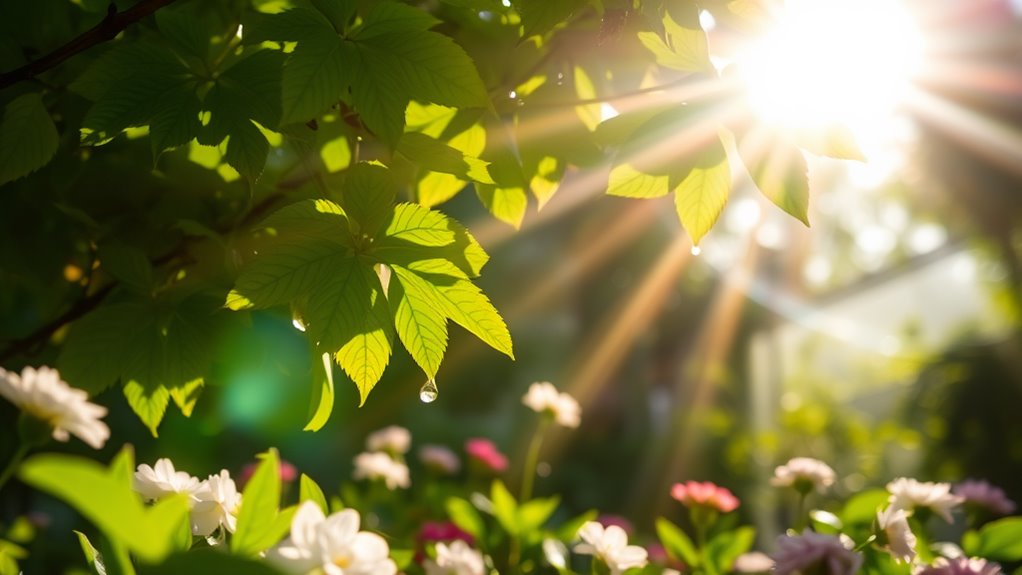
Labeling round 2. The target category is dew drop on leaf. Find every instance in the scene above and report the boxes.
[292,315,306,332]
[419,378,438,403]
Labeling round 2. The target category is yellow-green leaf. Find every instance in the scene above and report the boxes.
[673,141,731,245]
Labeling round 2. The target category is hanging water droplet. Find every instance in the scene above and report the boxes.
[419,378,439,403]
[508,89,517,99]
[292,316,307,332]
[691,245,702,256]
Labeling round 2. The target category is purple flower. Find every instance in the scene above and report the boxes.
[916,557,1003,575]
[954,480,1017,516]
[772,531,862,575]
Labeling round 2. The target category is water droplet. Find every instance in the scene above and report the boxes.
[292,316,307,332]
[508,89,517,99]
[691,245,702,256]
[419,378,438,403]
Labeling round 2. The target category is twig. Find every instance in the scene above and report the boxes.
[0,0,180,91]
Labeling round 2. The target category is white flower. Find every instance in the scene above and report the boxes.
[353,452,410,490]
[522,381,581,428]
[267,501,397,575]
[419,444,461,475]
[0,366,109,449]
[734,551,775,573]
[877,505,917,563]
[771,457,836,492]
[424,540,486,575]
[366,425,411,455]
[575,521,648,575]
[134,458,201,502]
[191,469,242,536]
[887,478,964,523]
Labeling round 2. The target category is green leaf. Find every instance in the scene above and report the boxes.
[339,162,398,237]
[304,352,335,432]
[98,243,154,293]
[554,509,598,542]
[738,135,810,225]
[233,448,285,556]
[518,496,560,532]
[139,549,284,575]
[169,378,203,417]
[74,531,103,575]
[123,380,170,437]
[491,480,520,536]
[673,140,731,245]
[0,93,59,184]
[19,450,190,562]
[356,2,441,38]
[638,8,712,73]
[398,132,494,184]
[656,517,700,567]
[445,497,485,540]
[840,488,889,526]
[607,164,670,198]
[389,265,449,378]
[707,526,755,573]
[476,185,528,229]
[382,203,456,247]
[232,236,352,308]
[427,275,513,359]
[281,27,348,124]
[299,473,329,514]
[792,124,866,161]
[513,0,586,38]
[311,0,358,32]
[243,6,335,44]
[149,80,202,158]
[318,262,394,405]
[970,517,1022,561]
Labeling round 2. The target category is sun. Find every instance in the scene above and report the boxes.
[736,0,924,155]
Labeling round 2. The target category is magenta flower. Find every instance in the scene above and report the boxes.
[237,459,297,489]
[916,557,1003,575]
[670,481,740,513]
[954,479,1017,516]
[772,530,862,575]
[418,521,475,545]
[464,438,508,473]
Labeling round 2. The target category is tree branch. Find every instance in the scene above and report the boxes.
[0,0,179,91]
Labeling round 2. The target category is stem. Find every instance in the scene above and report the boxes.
[794,492,808,531]
[520,418,550,503]
[0,444,30,493]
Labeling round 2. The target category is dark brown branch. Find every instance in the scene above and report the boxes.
[0,0,179,91]
[0,283,116,362]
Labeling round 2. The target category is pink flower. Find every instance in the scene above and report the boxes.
[772,530,862,575]
[954,480,1017,516]
[916,557,1003,575]
[418,521,475,545]
[670,481,740,513]
[465,438,508,473]
[237,459,298,489]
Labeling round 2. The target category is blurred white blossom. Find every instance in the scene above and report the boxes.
[771,457,836,493]
[522,381,581,428]
[734,551,775,573]
[575,521,648,575]
[887,478,963,523]
[419,444,461,475]
[133,458,201,502]
[353,452,410,490]
[191,470,242,536]
[424,540,486,575]
[916,557,1004,575]
[268,501,397,575]
[876,505,916,563]
[366,425,411,455]
[0,366,109,449]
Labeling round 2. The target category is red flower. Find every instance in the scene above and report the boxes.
[671,481,740,513]
[464,438,508,473]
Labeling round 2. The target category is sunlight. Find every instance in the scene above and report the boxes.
[737,0,924,156]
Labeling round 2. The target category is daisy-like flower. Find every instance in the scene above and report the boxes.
[954,480,1017,516]
[887,478,964,523]
[670,481,740,513]
[366,425,412,455]
[875,505,917,563]
[771,530,862,575]
[353,452,410,490]
[522,381,582,428]
[575,521,648,575]
[423,540,486,575]
[268,501,397,575]
[133,458,201,502]
[464,438,508,473]
[0,366,109,449]
[191,469,242,536]
[771,457,837,493]
[916,557,1003,575]
[419,444,461,475]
